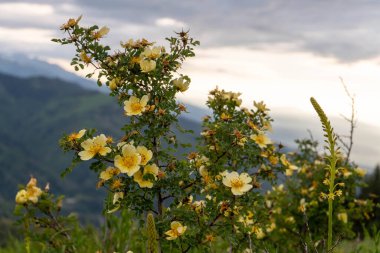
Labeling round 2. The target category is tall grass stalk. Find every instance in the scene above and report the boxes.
[310,97,339,251]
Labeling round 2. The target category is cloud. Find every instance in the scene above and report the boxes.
[1,0,380,62]
[155,17,186,28]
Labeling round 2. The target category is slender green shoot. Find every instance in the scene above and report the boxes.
[310,97,339,251]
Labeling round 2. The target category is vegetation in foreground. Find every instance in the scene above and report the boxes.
[5,16,380,252]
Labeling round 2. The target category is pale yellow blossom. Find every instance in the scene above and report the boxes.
[68,129,86,142]
[165,221,187,240]
[60,15,82,30]
[109,78,120,90]
[93,26,110,39]
[114,144,141,176]
[15,189,28,204]
[252,226,265,239]
[133,164,159,188]
[337,212,348,223]
[222,171,252,196]
[136,146,153,165]
[173,77,190,92]
[140,59,156,72]
[285,165,299,176]
[141,46,162,59]
[341,167,352,177]
[124,95,149,116]
[99,167,120,181]
[80,51,92,64]
[79,134,112,160]
[250,133,272,148]
[355,167,366,177]
[285,216,295,224]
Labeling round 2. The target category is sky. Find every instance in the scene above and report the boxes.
[0,0,379,167]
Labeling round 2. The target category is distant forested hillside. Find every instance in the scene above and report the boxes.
[0,73,200,222]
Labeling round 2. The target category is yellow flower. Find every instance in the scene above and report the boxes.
[121,38,137,48]
[254,101,269,112]
[141,46,162,59]
[165,221,187,240]
[220,113,231,121]
[27,177,37,188]
[136,146,153,165]
[340,168,352,177]
[140,59,156,72]
[124,95,149,116]
[133,164,159,188]
[93,26,110,39]
[68,129,86,142]
[110,178,123,190]
[191,200,206,214]
[337,212,348,223]
[280,154,290,166]
[114,144,141,176]
[60,15,82,30]
[238,212,254,227]
[355,167,366,177]
[250,133,272,148]
[27,186,43,203]
[99,167,120,181]
[285,216,295,224]
[15,189,28,204]
[109,78,120,90]
[252,226,265,239]
[335,189,343,197]
[285,165,299,176]
[266,222,276,233]
[298,198,307,212]
[173,77,190,92]
[21,177,43,204]
[222,171,253,196]
[80,51,92,64]
[79,134,112,160]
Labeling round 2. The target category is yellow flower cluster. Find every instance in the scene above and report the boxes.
[208,87,242,106]
[15,177,43,204]
[113,143,158,188]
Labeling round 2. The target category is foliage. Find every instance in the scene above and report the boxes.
[10,16,375,253]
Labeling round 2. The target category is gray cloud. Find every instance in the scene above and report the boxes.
[1,0,380,62]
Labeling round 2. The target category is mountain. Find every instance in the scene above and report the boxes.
[0,54,103,91]
[0,72,200,222]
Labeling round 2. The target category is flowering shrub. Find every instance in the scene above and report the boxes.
[13,16,374,253]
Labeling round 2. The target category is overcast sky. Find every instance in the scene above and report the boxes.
[1,0,380,166]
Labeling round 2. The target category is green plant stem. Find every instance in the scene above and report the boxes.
[310,97,338,252]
